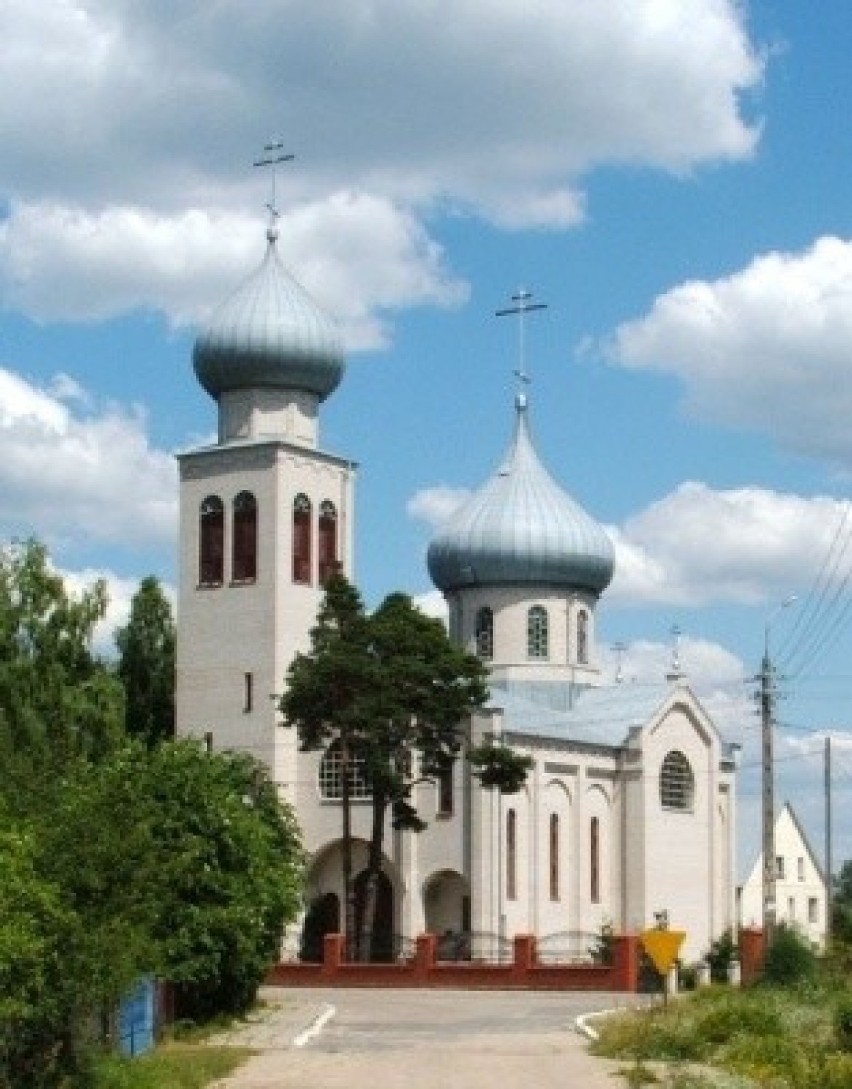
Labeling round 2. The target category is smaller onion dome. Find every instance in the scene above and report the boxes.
[193,227,344,401]
[427,395,615,594]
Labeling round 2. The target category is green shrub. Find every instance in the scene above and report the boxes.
[697,995,782,1046]
[762,924,817,987]
[678,962,698,991]
[705,928,737,984]
[835,994,852,1052]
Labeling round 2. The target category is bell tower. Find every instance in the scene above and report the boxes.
[175,181,356,804]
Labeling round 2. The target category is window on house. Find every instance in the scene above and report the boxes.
[788,896,796,920]
[527,605,549,659]
[660,750,695,811]
[798,857,805,881]
[506,808,517,901]
[232,491,258,582]
[590,816,600,904]
[549,814,560,901]
[808,897,818,923]
[475,606,494,659]
[204,731,213,754]
[243,672,253,713]
[318,500,338,586]
[318,740,371,800]
[577,609,589,665]
[437,764,453,817]
[199,495,224,586]
[776,855,785,880]
[292,493,312,584]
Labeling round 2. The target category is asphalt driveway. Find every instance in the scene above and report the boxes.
[209,987,637,1088]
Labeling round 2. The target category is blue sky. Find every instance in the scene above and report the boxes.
[2,1,852,876]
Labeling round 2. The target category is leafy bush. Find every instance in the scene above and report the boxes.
[835,994,852,1053]
[705,928,737,984]
[699,993,783,1046]
[762,924,817,987]
[677,962,698,991]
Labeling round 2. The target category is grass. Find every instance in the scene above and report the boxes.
[591,970,852,1089]
[90,1042,254,1089]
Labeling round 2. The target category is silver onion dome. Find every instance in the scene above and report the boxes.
[193,227,344,401]
[427,395,615,594]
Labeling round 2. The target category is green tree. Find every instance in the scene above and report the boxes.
[281,575,532,960]
[0,539,124,800]
[0,825,75,1088]
[279,574,374,958]
[139,742,304,1020]
[833,859,852,944]
[115,575,176,746]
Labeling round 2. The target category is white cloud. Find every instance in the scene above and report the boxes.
[411,589,449,624]
[0,195,465,346]
[60,565,177,658]
[0,2,763,340]
[608,483,850,607]
[406,486,471,530]
[0,367,176,551]
[603,236,852,466]
[1,2,762,221]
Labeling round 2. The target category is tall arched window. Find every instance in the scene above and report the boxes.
[318,739,371,800]
[590,816,600,904]
[506,808,517,901]
[549,814,560,901]
[232,491,258,582]
[475,606,494,659]
[527,605,549,659]
[577,609,589,665]
[292,493,312,584]
[199,495,224,586]
[318,500,338,586]
[660,750,695,811]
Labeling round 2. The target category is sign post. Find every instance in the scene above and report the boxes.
[640,929,686,1007]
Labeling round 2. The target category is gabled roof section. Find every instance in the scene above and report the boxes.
[487,679,718,749]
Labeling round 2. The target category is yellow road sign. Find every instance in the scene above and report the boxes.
[640,929,686,976]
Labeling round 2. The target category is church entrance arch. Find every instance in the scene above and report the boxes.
[301,838,401,963]
[424,869,470,957]
[300,891,340,963]
[353,868,394,962]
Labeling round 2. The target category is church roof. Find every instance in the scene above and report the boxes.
[427,394,615,594]
[193,227,344,402]
[487,681,672,748]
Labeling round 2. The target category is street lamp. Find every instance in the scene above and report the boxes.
[761,594,796,941]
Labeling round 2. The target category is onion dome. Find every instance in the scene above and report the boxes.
[193,226,344,401]
[427,394,615,594]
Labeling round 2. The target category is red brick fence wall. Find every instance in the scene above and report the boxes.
[268,932,639,992]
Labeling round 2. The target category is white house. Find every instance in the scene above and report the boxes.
[176,222,740,964]
[738,802,827,949]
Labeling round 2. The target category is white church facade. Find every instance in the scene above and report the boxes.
[176,222,739,964]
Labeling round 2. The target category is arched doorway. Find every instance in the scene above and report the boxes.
[300,892,340,963]
[424,870,470,958]
[353,869,394,962]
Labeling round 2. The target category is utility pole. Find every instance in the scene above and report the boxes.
[761,595,796,945]
[760,644,777,944]
[825,734,833,947]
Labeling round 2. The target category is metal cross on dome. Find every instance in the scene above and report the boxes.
[495,289,548,394]
[253,141,294,226]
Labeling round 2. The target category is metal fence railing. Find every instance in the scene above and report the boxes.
[536,930,612,966]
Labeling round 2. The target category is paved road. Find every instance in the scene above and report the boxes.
[211,987,638,1088]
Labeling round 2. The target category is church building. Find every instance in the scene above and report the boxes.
[176,221,739,964]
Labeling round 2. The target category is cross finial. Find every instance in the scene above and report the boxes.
[496,288,548,395]
[667,624,685,682]
[253,141,295,238]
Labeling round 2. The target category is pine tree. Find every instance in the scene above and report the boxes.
[115,575,175,746]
